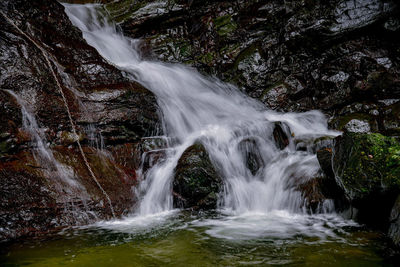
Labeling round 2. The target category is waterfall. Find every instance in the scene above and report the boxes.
[64,4,340,216]
[4,90,84,190]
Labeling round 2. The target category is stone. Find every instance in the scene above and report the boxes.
[114,0,400,116]
[273,122,290,150]
[344,119,371,133]
[329,0,394,34]
[317,148,334,179]
[238,138,264,175]
[173,143,222,210]
[333,132,400,226]
[333,132,400,202]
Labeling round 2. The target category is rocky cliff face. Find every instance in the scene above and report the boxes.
[108,0,400,135]
[0,0,161,240]
[112,0,400,116]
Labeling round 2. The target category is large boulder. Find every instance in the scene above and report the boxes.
[333,132,400,227]
[173,143,222,210]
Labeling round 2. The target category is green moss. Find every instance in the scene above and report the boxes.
[338,133,400,200]
[219,43,241,59]
[0,141,10,156]
[213,15,237,36]
[173,143,221,209]
[196,51,216,65]
[232,43,259,70]
[178,42,192,58]
[105,0,147,23]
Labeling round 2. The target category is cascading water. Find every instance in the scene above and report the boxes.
[4,90,84,192]
[64,4,341,219]
[3,89,107,223]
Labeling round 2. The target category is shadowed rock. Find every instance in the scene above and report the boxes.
[173,143,222,210]
[333,132,400,229]
[0,0,161,241]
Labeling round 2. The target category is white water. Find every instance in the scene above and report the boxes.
[64,4,341,222]
[4,90,86,192]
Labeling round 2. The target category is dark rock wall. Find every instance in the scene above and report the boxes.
[111,0,400,135]
[0,0,161,241]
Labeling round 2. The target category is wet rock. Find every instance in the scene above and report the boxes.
[344,119,371,133]
[58,131,84,145]
[384,16,400,31]
[329,0,395,34]
[139,136,169,153]
[115,0,400,117]
[298,174,348,213]
[333,132,400,227]
[141,149,168,173]
[78,85,161,145]
[238,138,264,175]
[138,136,169,173]
[273,122,290,150]
[0,0,161,241]
[317,148,334,179]
[236,49,269,90]
[173,143,222,210]
[0,165,60,241]
[297,177,328,212]
[261,84,289,110]
[334,132,400,202]
[0,0,161,144]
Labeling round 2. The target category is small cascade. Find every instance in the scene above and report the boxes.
[65,4,341,217]
[85,124,105,151]
[3,90,103,223]
[0,10,115,218]
[5,90,84,191]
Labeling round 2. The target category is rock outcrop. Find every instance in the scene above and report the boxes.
[333,132,400,228]
[109,0,399,114]
[0,0,161,240]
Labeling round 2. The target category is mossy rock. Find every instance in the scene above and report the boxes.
[333,132,400,203]
[106,0,148,23]
[213,14,237,36]
[59,131,84,145]
[173,143,222,210]
[0,140,10,157]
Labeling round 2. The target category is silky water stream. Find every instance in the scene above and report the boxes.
[0,3,398,266]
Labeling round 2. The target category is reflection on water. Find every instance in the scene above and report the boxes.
[1,211,398,266]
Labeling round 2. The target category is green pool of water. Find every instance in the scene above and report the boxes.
[0,211,398,266]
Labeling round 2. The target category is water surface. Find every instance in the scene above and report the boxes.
[1,211,396,266]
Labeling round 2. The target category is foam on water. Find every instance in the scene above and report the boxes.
[191,211,357,241]
[94,210,180,234]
